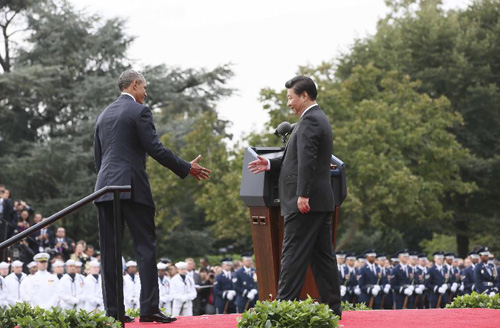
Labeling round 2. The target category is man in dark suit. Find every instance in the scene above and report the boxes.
[30,214,54,254]
[94,69,210,323]
[52,227,73,261]
[248,76,342,317]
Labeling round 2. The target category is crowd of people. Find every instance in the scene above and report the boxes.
[1,183,499,315]
[337,248,499,309]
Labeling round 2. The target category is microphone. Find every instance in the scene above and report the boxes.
[274,121,292,137]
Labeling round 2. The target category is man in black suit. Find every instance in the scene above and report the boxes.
[30,213,54,254]
[248,76,342,317]
[94,69,210,323]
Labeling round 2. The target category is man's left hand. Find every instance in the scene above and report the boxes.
[189,154,211,181]
[297,197,310,214]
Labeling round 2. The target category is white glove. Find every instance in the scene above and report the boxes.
[441,284,449,292]
[438,286,447,294]
[408,285,415,293]
[415,287,423,295]
[419,284,425,291]
[490,292,496,297]
[459,284,464,292]
[340,285,347,297]
[451,283,458,293]
[247,289,257,301]
[384,284,391,294]
[227,290,236,301]
[354,286,361,296]
[404,288,413,296]
[371,285,381,296]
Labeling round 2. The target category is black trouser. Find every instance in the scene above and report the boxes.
[97,200,159,317]
[277,211,342,315]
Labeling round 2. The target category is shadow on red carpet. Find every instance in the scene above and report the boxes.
[126,308,500,328]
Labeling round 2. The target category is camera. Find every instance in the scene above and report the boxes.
[209,274,215,280]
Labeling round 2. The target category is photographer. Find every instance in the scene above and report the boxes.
[199,268,216,314]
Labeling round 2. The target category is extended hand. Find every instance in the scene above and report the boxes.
[297,197,310,214]
[189,155,211,181]
[248,155,269,174]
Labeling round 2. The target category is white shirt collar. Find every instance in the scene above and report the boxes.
[301,103,317,118]
[121,92,136,102]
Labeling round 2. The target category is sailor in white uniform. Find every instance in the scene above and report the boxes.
[0,261,10,278]
[82,261,104,312]
[4,260,26,305]
[158,262,173,314]
[20,262,37,303]
[58,259,85,310]
[124,260,141,311]
[24,253,59,309]
[170,261,197,316]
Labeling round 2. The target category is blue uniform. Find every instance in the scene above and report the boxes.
[338,264,351,303]
[233,267,258,313]
[380,266,393,309]
[412,266,426,309]
[425,265,449,308]
[462,264,476,295]
[473,262,498,294]
[358,264,382,309]
[213,272,236,314]
[390,264,414,309]
[344,266,358,303]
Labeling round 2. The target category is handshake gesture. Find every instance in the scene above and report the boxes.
[189,155,211,181]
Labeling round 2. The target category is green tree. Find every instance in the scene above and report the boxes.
[336,0,500,256]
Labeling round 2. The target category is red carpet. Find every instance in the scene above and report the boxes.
[126,309,500,328]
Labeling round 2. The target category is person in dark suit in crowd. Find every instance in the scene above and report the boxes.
[426,251,449,308]
[358,250,382,309]
[234,253,258,313]
[248,76,342,318]
[30,214,54,254]
[51,227,73,261]
[93,69,210,324]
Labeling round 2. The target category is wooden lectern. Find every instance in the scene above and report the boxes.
[240,147,346,301]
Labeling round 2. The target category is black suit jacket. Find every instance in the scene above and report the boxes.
[94,95,191,208]
[270,105,334,216]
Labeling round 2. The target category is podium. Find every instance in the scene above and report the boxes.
[240,147,346,300]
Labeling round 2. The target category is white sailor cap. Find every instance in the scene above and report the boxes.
[52,260,64,267]
[0,261,10,269]
[175,261,187,269]
[75,261,83,267]
[89,261,100,268]
[157,263,167,270]
[65,259,76,266]
[27,261,37,269]
[126,261,137,268]
[11,260,23,267]
[34,252,50,262]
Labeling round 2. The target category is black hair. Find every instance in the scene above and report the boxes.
[285,76,317,100]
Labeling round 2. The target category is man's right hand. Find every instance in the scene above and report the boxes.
[248,156,269,174]
[189,155,211,181]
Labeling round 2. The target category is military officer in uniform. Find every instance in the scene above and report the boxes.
[444,253,460,303]
[158,262,173,314]
[234,253,258,313]
[170,261,197,316]
[358,250,383,309]
[414,253,429,308]
[473,247,498,296]
[337,251,350,302]
[25,253,59,309]
[391,249,415,309]
[82,261,104,312]
[462,251,479,295]
[345,253,360,303]
[376,253,393,309]
[58,259,85,310]
[4,260,26,305]
[124,260,141,311]
[214,258,237,314]
[426,251,449,308]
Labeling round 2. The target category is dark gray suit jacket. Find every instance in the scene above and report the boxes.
[270,105,335,216]
[94,94,191,208]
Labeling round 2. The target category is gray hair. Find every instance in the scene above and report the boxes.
[117,69,145,91]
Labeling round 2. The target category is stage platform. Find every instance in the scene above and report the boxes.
[126,308,500,327]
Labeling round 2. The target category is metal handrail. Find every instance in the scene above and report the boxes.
[0,185,131,327]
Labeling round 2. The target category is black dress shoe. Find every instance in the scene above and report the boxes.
[139,313,177,323]
[124,315,135,323]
